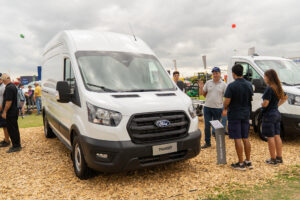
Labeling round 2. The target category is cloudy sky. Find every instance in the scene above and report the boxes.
[1,0,300,79]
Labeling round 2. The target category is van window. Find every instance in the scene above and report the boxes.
[64,58,75,88]
[236,62,265,93]
[236,62,262,82]
[255,60,300,85]
[76,51,176,92]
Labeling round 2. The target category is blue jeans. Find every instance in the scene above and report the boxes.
[36,97,41,114]
[204,106,222,145]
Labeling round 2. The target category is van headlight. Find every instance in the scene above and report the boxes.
[87,102,122,126]
[188,105,197,118]
[287,93,300,106]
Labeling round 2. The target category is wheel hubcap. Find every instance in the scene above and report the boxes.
[255,114,259,127]
[74,143,82,172]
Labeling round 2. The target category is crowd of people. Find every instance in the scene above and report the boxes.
[0,68,288,168]
[0,73,42,153]
[173,64,288,170]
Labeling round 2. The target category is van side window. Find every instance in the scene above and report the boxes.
[236,62,266,93]
[236,62,261,82]
[64,58,75,88]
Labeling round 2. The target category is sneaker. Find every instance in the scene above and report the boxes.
[0,140,10,147]
[201,143,211,149]
[265,158,278,165]
[276,157,283,164]
[231,162,246,171]
[244,160,253,169]
[6,146,22,153]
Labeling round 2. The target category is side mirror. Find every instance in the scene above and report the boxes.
[56,81,71,103]
[252,79,266,93]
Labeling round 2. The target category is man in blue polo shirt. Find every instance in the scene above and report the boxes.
[223,64,253,170]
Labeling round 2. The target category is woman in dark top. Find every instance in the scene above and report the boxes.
[261,69,287,165]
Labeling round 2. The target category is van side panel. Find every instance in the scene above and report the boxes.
[42,43,72,145]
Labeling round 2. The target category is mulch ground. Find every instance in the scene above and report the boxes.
[0,117,299,199]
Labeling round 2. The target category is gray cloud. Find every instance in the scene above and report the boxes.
[0,0,300,78]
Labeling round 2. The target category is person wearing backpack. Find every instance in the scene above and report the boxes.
[261,69,288,165]
[17,84,25,118]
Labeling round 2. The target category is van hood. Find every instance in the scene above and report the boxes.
[283,86,300,95]
[85,90,192,116]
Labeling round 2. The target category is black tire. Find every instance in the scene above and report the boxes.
[43,114,56,138]
[72,136,93,180]
[253,110,261,133]
[257,117,268,142]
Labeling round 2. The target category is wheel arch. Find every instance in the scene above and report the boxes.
[70,124,81,146]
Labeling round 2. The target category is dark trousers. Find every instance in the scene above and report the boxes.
[204,106,223,145]
[6,116,21,147]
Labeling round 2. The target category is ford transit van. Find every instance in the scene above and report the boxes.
[42,30,201,179]
[227,55,300,140]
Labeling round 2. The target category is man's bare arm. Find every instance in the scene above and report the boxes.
[3,101,12,113]
[223,98,231,110]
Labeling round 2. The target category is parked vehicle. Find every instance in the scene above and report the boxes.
[42,30,201,179]
[227,55,300,140]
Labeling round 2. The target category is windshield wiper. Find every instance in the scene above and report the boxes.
[86,83,117,92]
[123,89,163,92]
[281,82,293,86]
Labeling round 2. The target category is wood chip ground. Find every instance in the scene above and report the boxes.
[0,117,299,199]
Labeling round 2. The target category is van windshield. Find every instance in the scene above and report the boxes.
[255,60,300,85]
[76,51,176,92]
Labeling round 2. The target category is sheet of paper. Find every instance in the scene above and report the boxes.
[209,120,224,129]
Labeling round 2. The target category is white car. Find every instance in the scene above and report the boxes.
[42,30,201,179]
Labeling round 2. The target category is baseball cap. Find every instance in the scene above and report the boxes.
[212,67,221,73]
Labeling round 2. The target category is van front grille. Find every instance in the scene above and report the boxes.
[127,111,190,144]
[139,150,187,164]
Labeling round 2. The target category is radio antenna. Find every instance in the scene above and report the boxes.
[129,23,137,41]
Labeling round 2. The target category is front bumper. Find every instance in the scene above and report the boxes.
[281,113,300,136]
[79,129,201,173]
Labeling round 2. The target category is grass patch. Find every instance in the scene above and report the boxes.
[201,165,300,200]
[18,114,43,128]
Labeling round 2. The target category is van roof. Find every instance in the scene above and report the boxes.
[232,56,292,62]
[43,30,155,56]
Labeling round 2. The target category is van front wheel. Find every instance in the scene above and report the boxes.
[257,118,268,142]
[72,136,93,180]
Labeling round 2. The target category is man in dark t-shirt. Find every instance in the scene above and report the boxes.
[173,71,185,92]
[223,64,253,170]
[1,74,21,153]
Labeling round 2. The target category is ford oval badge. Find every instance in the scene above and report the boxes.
[155,120,171,128]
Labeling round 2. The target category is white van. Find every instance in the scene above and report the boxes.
[41,30,201,179]
[227,55,300,140]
